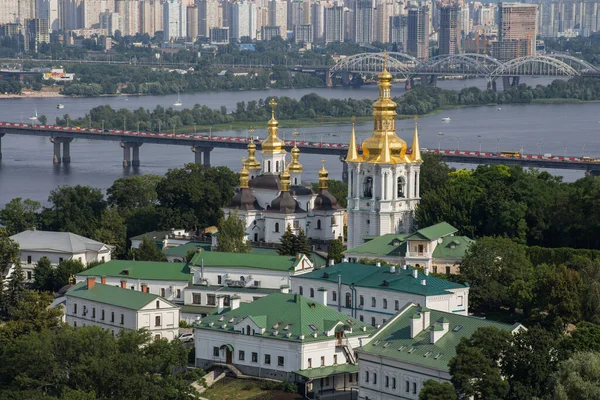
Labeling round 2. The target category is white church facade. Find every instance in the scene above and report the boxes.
[223,98,345,245]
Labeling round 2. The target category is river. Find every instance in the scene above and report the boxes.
[0,76,598,206]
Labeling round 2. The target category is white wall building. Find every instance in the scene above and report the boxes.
[356,303,523,399]
[163,0,187,40]
[8,230,113,282]
[194,292,377,396]
[66,276,180,340]
[346,64,423,249]
[231,0,257,40]
[291,261,470,328]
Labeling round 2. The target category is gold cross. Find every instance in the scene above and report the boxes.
[351,116,356,124]
[321,158,326,168]
[292,129,299,146]
[242,157,247,168]
[268,98,277,118]
[414,115,419,124]
[383,51,388,71]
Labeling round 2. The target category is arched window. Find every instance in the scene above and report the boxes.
[299,286,303,295]
[345,292,352,307]
[240,276,245,284]
[267,160,271,172]
[363,177,373,198]
[275,161,279,172]
[317,219,322,230]
[294,177,298,185]
[247,325,251,336]
[310,288,315,298]
[275,222,280,233]
[397,177,405,198]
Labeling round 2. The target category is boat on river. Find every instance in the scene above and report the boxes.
[441,117,451,122]
[173,92,182,107]
[57,104,64,109]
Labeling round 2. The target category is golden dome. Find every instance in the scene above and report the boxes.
[360,53,409,164]
[280,168,291,192]
[245,139,261,170]
[318,158,329,189]
[262,98,286,155]
[288,145,303,173]
[239,158,250,189]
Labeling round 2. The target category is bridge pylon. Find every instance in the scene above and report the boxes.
[0,133,4,160]
[121,141,142,168]
[50,137,73,164]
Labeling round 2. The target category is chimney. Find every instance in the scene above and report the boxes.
[412,269,418,279]
[389,265,396,274]
[217,296,225,314]
[430,317,450,344]
[231,295,241,310]
[141,283,148,293]
[280,285,290,294]
[100,276,106,285]
[424,266,429,276]
[342,257,348,262]
[376,261,381,267]
[421,307,431,330]
[120,280,127,289]
[421,279,427,286]
[402,264,407,270]
[329,259,335,266]
[317,287,328,306]
[86,277,96,289]
[410,313,422,338]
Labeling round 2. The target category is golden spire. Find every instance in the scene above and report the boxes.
[239,158,249,188]
[410,116,423,163]
[262,98,286,154]
[346,117,360,162]
[360,52,409,164]
[245,128,261,170]
[280,168,291,192]
[318,158,329,189]
[288,130,303,173]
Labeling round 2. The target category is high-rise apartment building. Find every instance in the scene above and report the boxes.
[187,5,199,38]
[231,0,257,40]
[375,1,393,43]
[25,18,49,51]
[59,0,83,31]
[82,0,105,28]
[353,0,373,44]
[115,0,140,36]
[140,0,163,36]
[324,5,345,43]
[0,0,35,24]
[268,0,288,35]
[198,0,220,38]
[439,4,461,55]
[163,0,187,40]
[389,15,408,49]
[311,1,325,42]
[100,9,121,34]
[407,6,429,59]
[495,2,537,59]
[36,0,61,31]
[294,23,313,43]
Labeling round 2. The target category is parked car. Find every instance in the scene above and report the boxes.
[178,333,194,342]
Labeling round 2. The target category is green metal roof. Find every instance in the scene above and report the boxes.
[189,251,302,272]
[66,281,165,310]
[357,304,521,372]
[130,230,172,241]
[405,222,458,241]
[297,262,466,296]
[186,284,280,295]
[295,364,359,379]
[180,305,217,315]
[164,242,211,257]
[345,234,409,257]
[431,236,475,259]
[78,260,191,282]
[249,247,327,268]
[194,293,377,343]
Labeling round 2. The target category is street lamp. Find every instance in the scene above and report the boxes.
[101,120,105,131]
[438,138,443,151]
[457,136,460,151]
[564,145,567,157]
[123,117,126,131]
[137,122,140,134]
[497,138,500,154]
[582,143,586,158]
[538,141,543,155]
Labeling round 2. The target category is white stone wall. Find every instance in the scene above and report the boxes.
[74,276,188,304]
[19,249,111,282]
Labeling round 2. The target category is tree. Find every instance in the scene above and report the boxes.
[535,264,583,329]
[51,259,85,292]
[93,208,128,259]
[32,257,53,292]
[0,291,63,343]
[5,263,25,317]
[0,228,20,276]
[278,225,296,256]
[0,198,40,235]
[459,236,533,312]
[419,380,457,400]
[131,237,167,262]
[327,239,345,264]
[107,175,162,210]
[551,352,600,400]
[565,322,600,353]
[295,228,311,258]
[41,186,106,238]
[156,164,237,230]
[215,212,250,254]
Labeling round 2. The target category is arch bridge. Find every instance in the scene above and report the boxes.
[330,52,600,90]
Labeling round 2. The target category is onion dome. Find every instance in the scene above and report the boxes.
[261,98,286,155]
[288,145,303,173]
[314,159,339,211]
[268,168,304,214]
[228,159,263,211]
[245,139,261,170]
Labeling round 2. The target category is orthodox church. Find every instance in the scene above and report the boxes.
[345,63,423,249]
[224,99,345,244]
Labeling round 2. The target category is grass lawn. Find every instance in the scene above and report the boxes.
[202,377,302,400]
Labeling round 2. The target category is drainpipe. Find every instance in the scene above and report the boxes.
[337,274,342,312]
[350,284,356,318]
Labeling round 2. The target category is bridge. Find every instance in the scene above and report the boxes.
[330,52,600,90]
[1,122,599,180]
